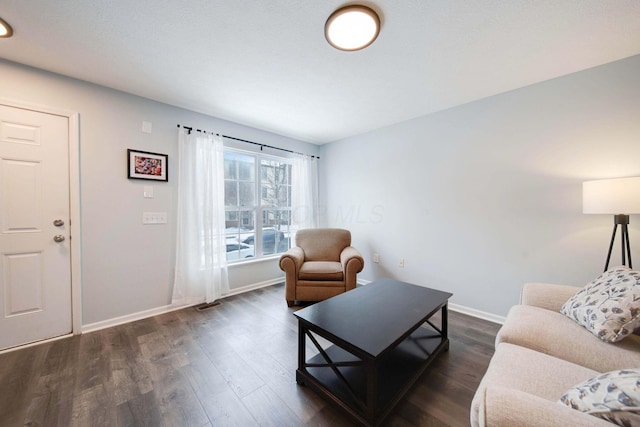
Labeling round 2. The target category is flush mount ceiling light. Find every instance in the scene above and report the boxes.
[0,17,13,38]
[325,5,380,51]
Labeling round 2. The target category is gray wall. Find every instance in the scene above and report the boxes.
[0,59,317,325]
[319,54,640,317]
[3,52,639,325]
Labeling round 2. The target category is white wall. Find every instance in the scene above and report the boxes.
[319,54,640,317]
[0,59,318,325]
[3,53,639,325]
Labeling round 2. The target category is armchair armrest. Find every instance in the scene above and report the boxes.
[520,282,582,312]
[279,247,304,271]
[340,246,364,291]
[479,387,610,427]
[280,247,305,304]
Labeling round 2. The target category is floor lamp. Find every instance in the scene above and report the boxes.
[583,177,640,272]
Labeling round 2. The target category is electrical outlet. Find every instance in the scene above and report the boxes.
[373,253,380,263]
[398,258,404,268]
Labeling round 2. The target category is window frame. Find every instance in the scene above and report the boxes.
[224,147,292,263]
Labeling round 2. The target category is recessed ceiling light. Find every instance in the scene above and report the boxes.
[0,17,13,38]
[325,5,380,51]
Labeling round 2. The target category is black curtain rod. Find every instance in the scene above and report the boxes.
[177,124,319,159]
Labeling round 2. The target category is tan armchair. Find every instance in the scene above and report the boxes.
[279,228,364,307]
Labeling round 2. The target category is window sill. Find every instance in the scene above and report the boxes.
[228,254,281,267]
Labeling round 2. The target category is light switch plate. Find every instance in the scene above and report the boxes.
[143,186,154,198]
[143,212,167,224]
[142,121,152,134]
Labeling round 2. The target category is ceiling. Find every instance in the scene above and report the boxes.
[1,1,640,144]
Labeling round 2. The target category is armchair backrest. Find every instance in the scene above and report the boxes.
[295,228,351,261]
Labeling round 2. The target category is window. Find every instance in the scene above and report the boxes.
[224,149,292,262]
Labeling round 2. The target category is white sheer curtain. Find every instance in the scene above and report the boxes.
[172,127,229,305]
[291,153,319,237]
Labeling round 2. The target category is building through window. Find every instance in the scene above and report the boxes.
[224,149,292,262]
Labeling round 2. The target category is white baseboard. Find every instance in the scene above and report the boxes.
[0,333,74,355]
[81,278,504,334]
[82,303,192,334]
[358,278,505,325]
[223,277,284,297]
[448,303,505,325]
[81,278,285,334]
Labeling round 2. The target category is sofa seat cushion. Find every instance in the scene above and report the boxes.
[298,261,343,281]
[471,343,599,427]
[481,387,612,427]
[497,305,640,373]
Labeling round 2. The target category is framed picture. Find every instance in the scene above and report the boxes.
[127,149,168,181]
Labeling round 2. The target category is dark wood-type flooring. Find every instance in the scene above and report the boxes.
[0,283,500,427]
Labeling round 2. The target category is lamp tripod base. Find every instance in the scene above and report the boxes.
[604,214,632,272]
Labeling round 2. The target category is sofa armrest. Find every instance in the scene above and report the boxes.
[520,282,582,312]
[479,387,611,427]
[340,246,364,290]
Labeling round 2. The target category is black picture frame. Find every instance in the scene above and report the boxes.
[127,149,168,182]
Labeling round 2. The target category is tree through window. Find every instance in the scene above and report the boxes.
[224,150,292,262]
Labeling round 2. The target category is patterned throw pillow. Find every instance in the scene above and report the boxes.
[560,267,640,343]
[558,369,640,426]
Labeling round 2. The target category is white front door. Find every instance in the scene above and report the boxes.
[0,104,72,350]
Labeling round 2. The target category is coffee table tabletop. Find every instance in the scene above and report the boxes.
[294,277,452,358]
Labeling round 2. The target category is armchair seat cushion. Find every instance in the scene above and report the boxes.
[299,261,344,281]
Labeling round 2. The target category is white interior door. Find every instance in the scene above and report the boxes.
[0,104,72,350]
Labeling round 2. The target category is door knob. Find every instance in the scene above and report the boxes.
[53,219,65,227]
[53,235,65,243]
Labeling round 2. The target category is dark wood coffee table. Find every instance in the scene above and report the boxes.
[293,278,452,426]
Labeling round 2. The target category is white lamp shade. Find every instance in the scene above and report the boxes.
[583,177,640,214]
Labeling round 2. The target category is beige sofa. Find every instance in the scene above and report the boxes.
[471,282,640,427]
